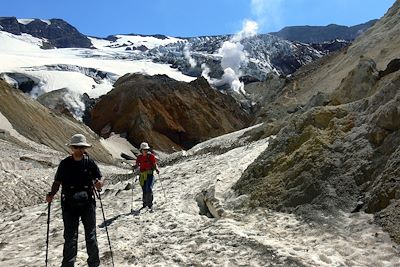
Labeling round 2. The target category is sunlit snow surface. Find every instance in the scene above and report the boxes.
[0,125,398,266]
[89,35,185,51]
[0,30,195,119]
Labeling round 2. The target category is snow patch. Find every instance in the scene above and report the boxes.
[17,19,51,25]
[100,133,136,159]
[0,31,42,51]
[17,19,35,25]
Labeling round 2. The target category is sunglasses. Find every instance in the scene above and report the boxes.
[71,146,87,149]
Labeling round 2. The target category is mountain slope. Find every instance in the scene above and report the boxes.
[0,79,114,163]
[235,0,400,243]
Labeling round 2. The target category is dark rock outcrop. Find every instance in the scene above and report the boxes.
[379,58,400,78]
[0,17,92,48]
[0,17,21,34]
[89,74,251,152]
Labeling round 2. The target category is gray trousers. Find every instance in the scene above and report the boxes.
[61,202,100,267]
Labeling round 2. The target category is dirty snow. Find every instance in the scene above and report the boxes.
[0,125,398,267]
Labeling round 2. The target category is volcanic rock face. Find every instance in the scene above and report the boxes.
[235,1,400,243]
[90,74,251,152]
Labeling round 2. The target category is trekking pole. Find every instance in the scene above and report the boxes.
[93,184,115,267]
[45,202,51,267]
[157,173,167,200]
[130,165,138,212]
[131,182,134,213]
[131,174,139,212]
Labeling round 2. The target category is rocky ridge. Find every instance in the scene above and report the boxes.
[270,20,377,43]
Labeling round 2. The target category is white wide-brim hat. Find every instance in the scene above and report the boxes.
[66,134,92,147]
[140,142,150,150]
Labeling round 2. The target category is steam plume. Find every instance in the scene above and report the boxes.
[215,20,258,94]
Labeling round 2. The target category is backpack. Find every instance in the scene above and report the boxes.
[62,155,94,209]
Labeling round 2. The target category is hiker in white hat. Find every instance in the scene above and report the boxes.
[133,142,160,212]
[46,133,103,267]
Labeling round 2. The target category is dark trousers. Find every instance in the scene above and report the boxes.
[61,202,100,267]
[142,174,154,208]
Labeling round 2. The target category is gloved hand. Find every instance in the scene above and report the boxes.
[94,179,103,190]
[46,192,54,203]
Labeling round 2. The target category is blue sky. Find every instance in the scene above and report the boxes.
[1,0,396,37]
